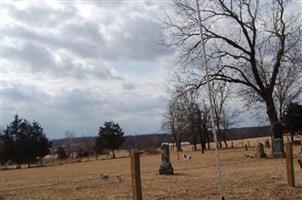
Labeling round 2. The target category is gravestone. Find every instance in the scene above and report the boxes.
[247,140,250,147]
[256,143,267,158]
[231,141,235,148]
[265,139,270,148]
[159,144,174,175]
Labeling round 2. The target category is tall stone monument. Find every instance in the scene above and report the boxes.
[159,144,174,175]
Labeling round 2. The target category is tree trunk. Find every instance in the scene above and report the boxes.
[199,130,206,154]
[172,133,181,152]
[291,132,294,142]
[217,126,223,149]
[178,139,182,151]
[190,115,197,151]
[199,122,206,153]
[112,150,116,159]
[222,132,228,149]
[206,130,211,150]
[265,95,284,155]
[173,134,182,160]
[192,136,197,151]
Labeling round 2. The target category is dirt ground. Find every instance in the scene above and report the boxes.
[1,137,302,200]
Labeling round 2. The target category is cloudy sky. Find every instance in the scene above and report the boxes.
[1,0,272,139]
[1,0,178,138]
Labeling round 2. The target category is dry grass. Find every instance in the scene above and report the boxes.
[0,137,302,200]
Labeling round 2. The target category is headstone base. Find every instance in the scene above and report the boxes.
[159,163,174,175]
[272,138,285,158]
[272,152,286,158]
[256,153,267,158]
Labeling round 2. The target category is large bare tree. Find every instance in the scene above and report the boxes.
[163,0,302,155]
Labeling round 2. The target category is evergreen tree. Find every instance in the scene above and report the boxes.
[1,114,23,165]
[32,121,51,163]
[0,137,6,165]
[56,146,67,160]
[96,121,125,159]
[0,115,51,167]
[95,135,105,158]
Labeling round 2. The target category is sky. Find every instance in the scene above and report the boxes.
[1,0,178,138]
[1,0,289,139]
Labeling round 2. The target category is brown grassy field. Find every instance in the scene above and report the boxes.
[1,137,302,200]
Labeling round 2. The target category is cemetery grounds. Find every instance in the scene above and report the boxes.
[0,137,302,200]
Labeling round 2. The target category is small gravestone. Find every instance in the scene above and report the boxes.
[265,139,270,148]
[256,143,267,158]
[182,154,191,160]
[231,141,235,148]
[159,144,174,175]
[116,175,123,182]
[100,174,109,181]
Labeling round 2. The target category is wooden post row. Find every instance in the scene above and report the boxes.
[286,142,295,187]
[130,150,142,200]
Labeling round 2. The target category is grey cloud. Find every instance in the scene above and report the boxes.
[62,22,104,44]
[4,83,42,103]
[104,16,173,61]
[3,82,167,138]
[109,94,167,114]
[5,2,172,62]
[122,83,136,90]
[5,42,55,72]
[4,24,105,59]
[3,84,104,137]
[51,88,103,115]
[3,83,52,124]
[6,3,76,28]
[4,42,121,80]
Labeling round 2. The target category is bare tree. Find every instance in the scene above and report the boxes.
[208,81,232,148]
[162,95,186,160]
[200,104,212,150]
[65,130,76,158]
[220,108,238,147]
[163,84,212,155]
[274,64,302,125]
[163,0,302,155]
[199,81,237,149]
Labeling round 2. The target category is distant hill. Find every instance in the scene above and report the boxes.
[51,126,270,151]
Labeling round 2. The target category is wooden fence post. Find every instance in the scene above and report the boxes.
[286,141,295,187]
[130,150,142,200]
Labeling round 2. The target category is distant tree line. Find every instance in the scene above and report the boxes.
[0,115,51,167]
[122,133,174,152]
